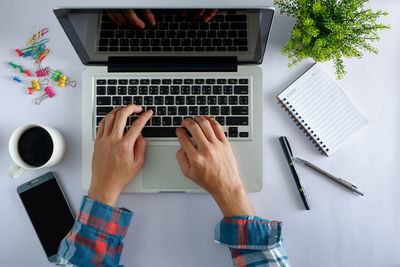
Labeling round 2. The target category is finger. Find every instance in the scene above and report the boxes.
[176,128,197,156]
[110,10,129,26]
[203,9,218,22]
[176,148,190,176]
[205,115,227,142]
[113,104,143,137]
[134,134,147,163]
[193,116,216,142]
[141,9,156,26]
[106,10,123,26]
[104,107,123,136]
[181,118,209,147]
[125,109,153,143]
[96,117,106,140]
[194,9,205,18]
[122,9,145,29]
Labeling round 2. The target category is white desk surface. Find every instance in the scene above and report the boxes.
[0,0,399,266]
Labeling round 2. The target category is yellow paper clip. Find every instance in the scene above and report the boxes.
[58,75,76,88]
[27,28,49,46]
[35,49,50,63]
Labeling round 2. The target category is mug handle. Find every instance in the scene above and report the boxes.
[8,163,26,179]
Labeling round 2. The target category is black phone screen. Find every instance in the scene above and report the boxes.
[19,177,75,257]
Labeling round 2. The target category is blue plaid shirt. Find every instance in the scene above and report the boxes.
[57,196,290,266]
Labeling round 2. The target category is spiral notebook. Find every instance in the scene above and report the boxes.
[277,63,368,156]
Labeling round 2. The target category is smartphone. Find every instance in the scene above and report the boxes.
[17,171,75,262]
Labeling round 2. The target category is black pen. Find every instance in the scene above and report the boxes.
[279,136,310,210]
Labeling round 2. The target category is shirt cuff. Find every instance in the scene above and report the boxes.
[214,215,282,250]
[75,196,133,238]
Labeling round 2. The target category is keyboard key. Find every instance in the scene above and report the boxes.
[129,79,139,85]
[97,86,106,95]
[191,86,201,95]
[139,86,148,95]
[152,117,161,126]
[162,79,172,85]
[221,106,230,115]
[118,86,127,95]
[157,106,166,115]
[97,79,106,85]
[215,116,224,125]
[123,96,132,105]
[107,86,116,95]
[231,23,247,30]
[151,79,161,84]
[195,79,205,84]
[108,79,117,85]
[207,96,217,105]
[173,117,183,126]
[181,86,190,94]
[227,117,248,125]
[144,96,153,105]
[97,107,113,115]
[229,127,238,137]
[228,79,237,84]
[189,106,198,115]
[213,86,222,94]
[232,106,248,115]
[176,96,185,105]
[202,86,212,94]
[225,14,247,21]
[178,106,188,115]
[155,96,164,105]
[239,96,248,105]
[160,86,169,95]
[199,106,209,115]
[173,79,183,84]
[149,86,159,95]
[206,79,216,84]
[184,79,194,84]
[197,96,206,105]
[223,86,233,94]
[147,106,156,113]
[229,96,238,105]
[133,96,143,105]
[165,96,174,105]
[113,96,121,105]
[142,127,179,137]
[168,106,177,115]
[239,132,249,138]
[140,79,150,84]
[171,86,180,94]
[218,96,227,105]
[210,106,219,115]
[239,79,248,84]
[234,86,248,94]
[217,79,227,84]
[97,96,111,105]
[162,117,172,126]
[186,96,196,105]
[119,79,128,85]
[96,116,104,125]
[128,86,137,95]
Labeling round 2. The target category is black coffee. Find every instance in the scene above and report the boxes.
[18,127,54,167]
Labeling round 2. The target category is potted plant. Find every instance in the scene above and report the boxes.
[274,0,390,79]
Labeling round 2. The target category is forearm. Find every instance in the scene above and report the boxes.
[57,196,133,266]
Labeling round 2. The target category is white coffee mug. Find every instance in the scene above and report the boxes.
[8,124,66,178]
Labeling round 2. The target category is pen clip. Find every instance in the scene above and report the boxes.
[282,136,294,158]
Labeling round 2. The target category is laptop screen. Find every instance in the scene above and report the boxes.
[54,8,274,65]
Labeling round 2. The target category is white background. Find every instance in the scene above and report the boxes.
[0,0,399,266]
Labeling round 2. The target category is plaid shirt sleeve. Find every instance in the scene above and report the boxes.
[215,216,290,267]
[57,196,133,266]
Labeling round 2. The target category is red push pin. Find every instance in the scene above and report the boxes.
[15,49,23,57]
[28,87,33,95]
[23,70,32,77]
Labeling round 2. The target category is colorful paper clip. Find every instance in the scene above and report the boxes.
[35,49,50,63]
[27,28,49,46]
[33,86,55,105]
[8,61,17,69]
[31,78,48,91]
[58,75,77,88]
[13,76,22,83]
[34,63,48,77]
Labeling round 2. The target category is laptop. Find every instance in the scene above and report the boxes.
[54,7,275,193]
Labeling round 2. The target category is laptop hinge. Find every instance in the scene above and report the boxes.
[108,56,237,72]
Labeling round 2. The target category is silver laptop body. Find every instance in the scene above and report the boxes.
[54,7,275,193]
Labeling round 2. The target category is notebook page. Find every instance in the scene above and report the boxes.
[278,64,368,156]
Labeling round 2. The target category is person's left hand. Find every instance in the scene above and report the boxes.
[88,105,153,206]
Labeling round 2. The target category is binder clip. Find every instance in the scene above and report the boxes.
[48,68,62,82]
[33,86,55,105]
[34,63,48,77]
[31,78,48,91]
[58,75,76,88]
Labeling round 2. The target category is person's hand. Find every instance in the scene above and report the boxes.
[106,9,156,29]
[88,105,153,206]
[176,116,255,217]
[183,9,219,22]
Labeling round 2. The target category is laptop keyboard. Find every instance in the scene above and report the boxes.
[95,77,250,139]
[98,10,248,53]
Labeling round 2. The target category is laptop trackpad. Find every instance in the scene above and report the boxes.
[143,145,200,190]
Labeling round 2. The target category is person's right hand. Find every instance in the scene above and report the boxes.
[106,9,156,29]
[176,116,255,217]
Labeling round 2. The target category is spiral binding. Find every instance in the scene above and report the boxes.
[278,98,328,156]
